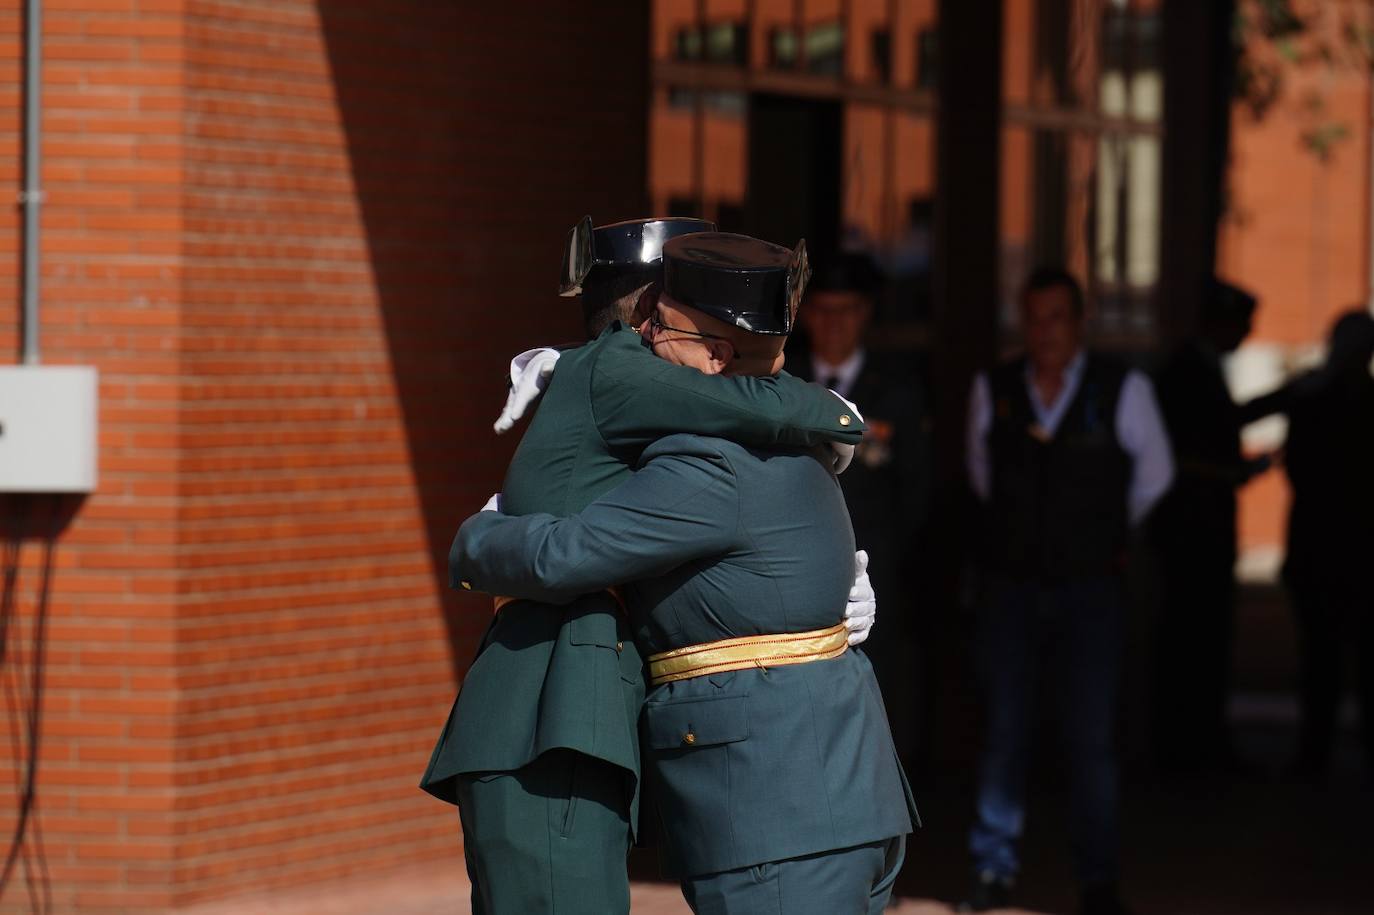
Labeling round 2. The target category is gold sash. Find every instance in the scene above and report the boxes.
[646,622,848,686]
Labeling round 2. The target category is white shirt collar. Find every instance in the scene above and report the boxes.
[1022,349,1087,434]
[812,348,866,399]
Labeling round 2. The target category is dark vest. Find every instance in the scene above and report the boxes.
[985,354,1131,581]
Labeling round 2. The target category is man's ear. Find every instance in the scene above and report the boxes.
[630,282,660,327]
[705,339,733,375]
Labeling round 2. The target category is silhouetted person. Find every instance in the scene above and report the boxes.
[1280,310,1374,782]
[793,252,934,766]
[962,268,1174,915]
[1149,278,1267,775]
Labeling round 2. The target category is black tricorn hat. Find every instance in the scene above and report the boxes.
[559,216,717,297]
[662,232,811,335]
[810,250,882,296]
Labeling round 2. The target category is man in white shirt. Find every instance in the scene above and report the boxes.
[960,268,1173,915]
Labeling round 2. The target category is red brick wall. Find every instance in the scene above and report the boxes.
[0,1,646,910]
[1,1,189,910]
[1218,18,1374,566]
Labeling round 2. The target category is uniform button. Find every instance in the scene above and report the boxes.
[683,732,696,745]
[460,580,473,591]
[839,414,852,426]
[615,641,624,652]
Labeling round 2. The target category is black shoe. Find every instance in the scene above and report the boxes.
[958,870,1012,912]
[1080,882,1133,915]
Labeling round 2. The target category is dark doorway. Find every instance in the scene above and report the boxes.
[744,93,842,262]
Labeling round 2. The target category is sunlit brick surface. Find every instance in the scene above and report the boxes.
[0,1,646,910]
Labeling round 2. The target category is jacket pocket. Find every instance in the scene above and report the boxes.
[643,693,749,751]
[568,605,623,649]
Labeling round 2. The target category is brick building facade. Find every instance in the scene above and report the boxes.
[4,0,1368,911]
[0,2,646,910]
[648,0,1374,578]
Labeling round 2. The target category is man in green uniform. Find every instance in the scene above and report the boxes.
[454,232,919,914]
[420,218,873,914]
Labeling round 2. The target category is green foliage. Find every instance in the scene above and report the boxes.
[1301,121,1350,161]
[1233,0,1372,162]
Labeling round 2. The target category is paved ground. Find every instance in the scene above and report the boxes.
[182,588,1371,915]
[180,721,1371,915]
[181,869,970,915]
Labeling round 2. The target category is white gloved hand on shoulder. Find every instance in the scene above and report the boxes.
[493,347,561,433]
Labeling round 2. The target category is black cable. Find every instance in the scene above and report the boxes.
[0,495,54,913]
[31,505,54,914]
[0,499,18,667]
[0,506,21,906]
[0,500,26,906]
[4,650,35,912]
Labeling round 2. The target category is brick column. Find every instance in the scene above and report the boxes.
[0,1,646,910]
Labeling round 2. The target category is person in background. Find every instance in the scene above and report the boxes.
[962,267,1174,915]
[1149,278,1269,776]
[793,252,934,767]
[1278,309,1374,784]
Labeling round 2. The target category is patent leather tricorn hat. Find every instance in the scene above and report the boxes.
[810,250,882,296]
[661,232,811,335]
[558,216,717,297]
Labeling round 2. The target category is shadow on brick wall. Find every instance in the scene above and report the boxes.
[315,3,648,675]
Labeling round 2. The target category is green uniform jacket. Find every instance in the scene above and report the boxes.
[453,433,919,876]
[420,323,863,827]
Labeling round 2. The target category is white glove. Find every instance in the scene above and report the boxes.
[493,347,561,433]
[831,442,856,475]
[828,390,865,475]
[481,492,503,513]
[843,549,877,647]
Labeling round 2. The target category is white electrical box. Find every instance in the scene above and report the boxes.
[0,365,99,493]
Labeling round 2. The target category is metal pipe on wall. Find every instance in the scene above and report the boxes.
[21,0,42,364]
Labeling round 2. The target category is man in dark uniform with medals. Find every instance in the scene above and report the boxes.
[961,268,1173,915]
[792,252,933,766]
[454,232,919,914]
[421,218,876,914]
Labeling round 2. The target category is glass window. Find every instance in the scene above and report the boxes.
[770,27,799,69]
[871,29,892,85]
[806,21,846,76]
[915,27,938,90]
[650,0,938,346]
[998,0,1163,347]
[706,22,749,65]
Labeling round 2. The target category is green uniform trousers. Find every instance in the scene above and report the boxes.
[679,835,906,915]
[456,749,632,915]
